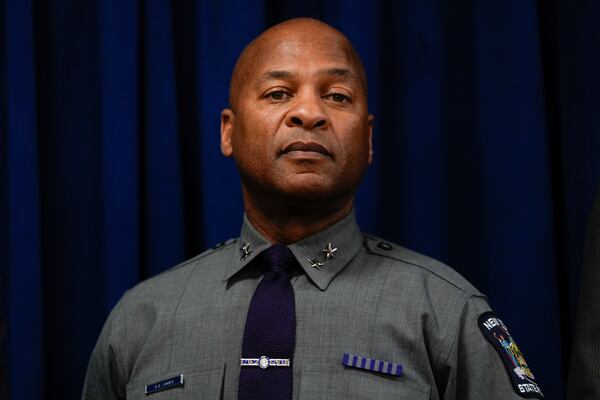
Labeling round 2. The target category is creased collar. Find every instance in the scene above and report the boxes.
[223,210,364,291]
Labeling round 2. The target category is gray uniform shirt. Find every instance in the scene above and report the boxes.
[82,211,539,399]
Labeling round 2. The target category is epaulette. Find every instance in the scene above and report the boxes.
[158,237,237,275]
[363,234,483,297]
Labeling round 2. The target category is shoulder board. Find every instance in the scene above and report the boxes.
[363,234,484,297]
[160,237,237,274]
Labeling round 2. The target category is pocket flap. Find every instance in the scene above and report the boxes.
[299,364,430,399]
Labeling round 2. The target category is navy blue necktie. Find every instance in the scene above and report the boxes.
[238,244,296,400]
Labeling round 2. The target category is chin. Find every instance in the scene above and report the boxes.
[277,181,351,204]
[279,174,330,193]
[281,185,330,199]
[244,169,359,203]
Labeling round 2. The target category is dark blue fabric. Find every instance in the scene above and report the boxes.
[1,0,599,399]
[2,1,44,399]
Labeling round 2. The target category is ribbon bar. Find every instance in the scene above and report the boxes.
[342,353,403,377]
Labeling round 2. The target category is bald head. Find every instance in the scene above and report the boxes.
[228,18,367,110]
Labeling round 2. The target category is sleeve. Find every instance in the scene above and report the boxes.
[442,295,544,400]
[81,298,128,400]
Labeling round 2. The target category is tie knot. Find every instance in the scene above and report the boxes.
[260,244,295,273]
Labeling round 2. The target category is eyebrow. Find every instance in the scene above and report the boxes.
[317,68,358,82]
[259,70,295,82]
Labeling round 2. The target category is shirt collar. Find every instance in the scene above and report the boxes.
[223,210,364,291]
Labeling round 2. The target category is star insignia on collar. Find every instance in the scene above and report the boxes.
[307,258,324,271]
[240,242,251,260]
[322,242,338,259]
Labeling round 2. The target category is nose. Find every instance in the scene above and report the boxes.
[284,94,330,130]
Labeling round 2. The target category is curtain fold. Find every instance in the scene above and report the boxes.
[99,0,140,313]
[1,0,599,398]
[3,1,44,398]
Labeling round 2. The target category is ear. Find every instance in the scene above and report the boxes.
[367,114,374,164]
[221,108,235,157]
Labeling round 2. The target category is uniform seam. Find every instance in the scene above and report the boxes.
[167,256,205,370]
[440,294,483,368]
[442,295,468,369]
[363,235,479,296]
[155,240,237,277]
[366,244,394,355]
[108,293,129,387]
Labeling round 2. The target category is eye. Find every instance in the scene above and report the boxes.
[265,90,291,101]
[325,92,350,103]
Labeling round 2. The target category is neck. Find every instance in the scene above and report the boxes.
[243,190,355,244]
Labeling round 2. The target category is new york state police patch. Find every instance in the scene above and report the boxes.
[478,312,543,398]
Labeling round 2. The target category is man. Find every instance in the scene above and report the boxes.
[82,18,543,399]
[568,187,600,399]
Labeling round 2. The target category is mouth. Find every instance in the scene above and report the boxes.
[280,141,332,157]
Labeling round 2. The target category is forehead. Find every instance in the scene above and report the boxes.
[249,32,358,79]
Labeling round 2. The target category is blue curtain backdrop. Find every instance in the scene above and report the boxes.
[1,0,599,399]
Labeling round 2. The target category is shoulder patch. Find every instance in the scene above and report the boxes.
[478,312,543,398]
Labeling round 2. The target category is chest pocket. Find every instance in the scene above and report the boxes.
[125,365,224,400]
[298,365,430,400]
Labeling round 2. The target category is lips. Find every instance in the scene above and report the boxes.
[281,141,331,156]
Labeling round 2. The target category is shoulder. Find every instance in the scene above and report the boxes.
[98,239,239,362]
[356,234,492,377]
[86,238,239,390]
[122,238,238,304]
[361,233,484,298]
[105,238,239,334]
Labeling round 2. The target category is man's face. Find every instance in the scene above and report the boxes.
[221,27,373,203]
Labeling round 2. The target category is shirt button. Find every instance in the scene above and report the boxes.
[377,242,392,250]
